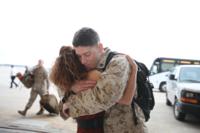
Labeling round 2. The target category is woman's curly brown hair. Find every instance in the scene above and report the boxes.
[50,46,87,93]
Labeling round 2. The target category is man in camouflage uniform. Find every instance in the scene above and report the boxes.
[18,59,49,116]
[62,27,148,133]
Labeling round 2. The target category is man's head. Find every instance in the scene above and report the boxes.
[72,27,104,70]
[72,27,100,47]
[38,59,44,66]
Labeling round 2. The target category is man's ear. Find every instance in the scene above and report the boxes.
[98,43,104,52]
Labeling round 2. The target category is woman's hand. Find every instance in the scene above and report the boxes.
[71,80,97,93]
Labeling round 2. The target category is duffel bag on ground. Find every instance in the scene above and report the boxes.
[40,94,59,115]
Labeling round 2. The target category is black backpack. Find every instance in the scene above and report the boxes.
[103,52,155,122]
[133,60,155,122]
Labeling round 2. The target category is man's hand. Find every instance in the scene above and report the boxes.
[71,80,97,93]
[126,55,137,71]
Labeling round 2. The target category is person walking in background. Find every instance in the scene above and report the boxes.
[54,27,147,133]
[10,65,18,88]
[18,59,50,116]
[24,65,29,73]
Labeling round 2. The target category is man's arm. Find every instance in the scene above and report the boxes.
[66,55,131,118]
[46,78,50,90]
[117,56,137,105]
[44,69,50,90]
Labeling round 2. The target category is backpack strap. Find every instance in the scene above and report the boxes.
[131,102,139,125]
[102,52,118,71]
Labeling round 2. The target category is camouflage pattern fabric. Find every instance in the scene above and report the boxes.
[32,66,49,95]
[104,103,147,133]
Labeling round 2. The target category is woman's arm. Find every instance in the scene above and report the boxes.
[117,55,137,105]
[70,70,100,93]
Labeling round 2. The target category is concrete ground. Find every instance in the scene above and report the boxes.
[1,66,200,133]
[0,66,77,133]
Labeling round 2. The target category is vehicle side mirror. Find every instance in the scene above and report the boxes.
[150,71,155,75]
[169,74,175,80]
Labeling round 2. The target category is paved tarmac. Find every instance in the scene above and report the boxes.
[0,66,77,133]
[0,86,77,133]
[1,66,200,133]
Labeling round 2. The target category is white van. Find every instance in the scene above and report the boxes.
[166,65,200,121]
[149,57,200,92]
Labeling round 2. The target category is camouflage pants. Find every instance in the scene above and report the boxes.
[25,87,48,109]
[104,103,148,133]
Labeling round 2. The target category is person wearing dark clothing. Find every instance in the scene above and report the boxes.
[10,65,18,88]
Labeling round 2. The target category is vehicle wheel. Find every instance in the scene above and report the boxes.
[166,92,172,106]
[173,99,186,121]
[159,82,166,92]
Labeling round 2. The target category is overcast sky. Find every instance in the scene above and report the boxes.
[0,0,200,68]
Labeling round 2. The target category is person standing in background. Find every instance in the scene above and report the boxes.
[10,65,18,88]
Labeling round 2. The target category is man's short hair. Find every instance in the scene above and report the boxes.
[72,27,100,47]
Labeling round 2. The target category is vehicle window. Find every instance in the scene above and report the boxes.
[179,67,200,82]
[151,65,158,74]
[161,62,175,72]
